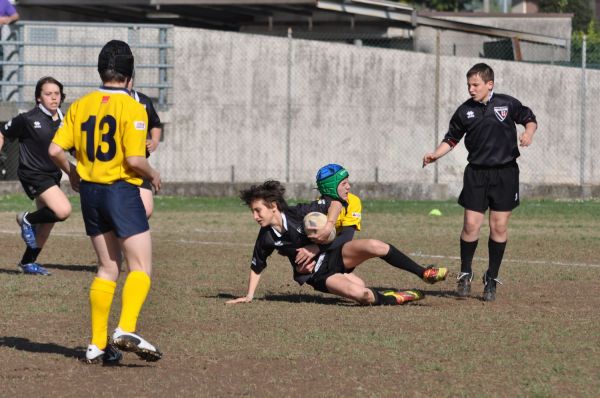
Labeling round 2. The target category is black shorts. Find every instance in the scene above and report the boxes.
[18,169,62,200]
[140,178,153,191]
[458,161,519,212]
[306,245,354,293]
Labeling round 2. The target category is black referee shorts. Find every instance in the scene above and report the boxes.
[18,169,62,200]
[306,245,354,293]
[458,161,520,212]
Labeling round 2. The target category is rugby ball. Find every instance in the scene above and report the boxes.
[303,212,336,244]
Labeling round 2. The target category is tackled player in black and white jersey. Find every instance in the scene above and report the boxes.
[226,180,448,306]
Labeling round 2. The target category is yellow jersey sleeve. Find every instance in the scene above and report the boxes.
[336,193,362,232]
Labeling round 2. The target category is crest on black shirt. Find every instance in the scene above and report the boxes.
[494,106,508,122]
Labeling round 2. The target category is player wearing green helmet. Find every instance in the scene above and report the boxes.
[316,163,349,201]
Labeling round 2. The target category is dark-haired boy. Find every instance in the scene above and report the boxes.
[423,63,537,301]
[49,40,162,363]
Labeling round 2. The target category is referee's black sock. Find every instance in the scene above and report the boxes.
[380,244,424,278]
[25,207,60,225]
[460,238,478,274]
[487,239,506,279]
[21,247,42,265]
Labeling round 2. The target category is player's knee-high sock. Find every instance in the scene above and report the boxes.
[460,238,478,274]
[118,270,151,333]
[380,244,424,278]
[24,207,60,224]
[90,277,116,349]
[20,247,41,265]
[487,239,506,279]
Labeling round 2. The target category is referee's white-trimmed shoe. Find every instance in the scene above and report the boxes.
[85,342,122,365]
[112,327,162,362]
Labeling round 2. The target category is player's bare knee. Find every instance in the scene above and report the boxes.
[366,239,389,256]
[54,205,72,221]
[462,222,481,237]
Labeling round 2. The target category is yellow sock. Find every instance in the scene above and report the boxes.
[118,270,151,333]
[89,277,117,349]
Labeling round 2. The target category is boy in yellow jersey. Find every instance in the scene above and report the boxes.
[49,40,162,364]
[294,164,361,272]
[316,164,361,239]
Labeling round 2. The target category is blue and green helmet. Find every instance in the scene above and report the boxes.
[316,164,349,201]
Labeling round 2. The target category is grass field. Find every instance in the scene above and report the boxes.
[1,194,599,397]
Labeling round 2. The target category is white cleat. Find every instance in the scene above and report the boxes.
[112,327,162,362]
[85,343,122,365]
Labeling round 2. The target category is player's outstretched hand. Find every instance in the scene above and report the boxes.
[226,296,253,305]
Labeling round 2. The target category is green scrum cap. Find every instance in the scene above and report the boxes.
[316,164,349,201]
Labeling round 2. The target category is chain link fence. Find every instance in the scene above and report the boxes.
[161,26,598,193]
[1,21,599,195]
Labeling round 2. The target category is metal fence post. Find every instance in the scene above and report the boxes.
[286,27,293,183]
[434,30,440,184]
[158,27,168,108]
[16,24,23,104]
[580,34,586,186]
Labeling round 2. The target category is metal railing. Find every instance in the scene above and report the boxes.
[0,21,173,107]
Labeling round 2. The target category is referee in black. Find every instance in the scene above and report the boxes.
[423,63,537,301]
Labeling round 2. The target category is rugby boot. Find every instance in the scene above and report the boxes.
[380,289,424,305]
[456,272,473,297]
[483,272,503,302]
[16,211,38,249]
[85,339,122,365]
[18,262,50,276]
[422,266,448,284]
[112,328,162,362]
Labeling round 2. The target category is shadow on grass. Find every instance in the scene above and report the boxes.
[0,268,21,275]
[215,292,353,306]
[44,263,97,273]
[0,336,148,367]
[0,264,96,275]
[0,336,84,359]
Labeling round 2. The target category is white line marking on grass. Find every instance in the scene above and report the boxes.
[0,229,253,247]
[1,229,595,267]
[410,252,600,269]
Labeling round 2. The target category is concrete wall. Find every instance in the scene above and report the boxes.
[1,25,598,199]
[147,27,599,199]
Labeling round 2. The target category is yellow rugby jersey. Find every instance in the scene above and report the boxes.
[53,87,148,185]
[336,192,362,232]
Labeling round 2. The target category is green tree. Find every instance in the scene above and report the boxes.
[538,0,592,32]
[571,21,600,67]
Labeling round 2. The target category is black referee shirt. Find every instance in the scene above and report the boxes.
[250,198,333,284]
[443,93,537,166]
[1,104,62,174]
